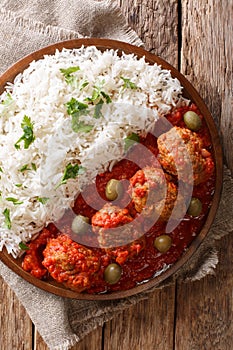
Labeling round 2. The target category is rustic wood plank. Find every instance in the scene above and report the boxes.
[118,0,179,67]
[175,234,233,349]
[104,286,176,350]
[180,0,233,173]
[176,2,233,348]
[34,327,103,350]
[0,276,33,350]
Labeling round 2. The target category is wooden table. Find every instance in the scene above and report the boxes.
[1,1,232,349]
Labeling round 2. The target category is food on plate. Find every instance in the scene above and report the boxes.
[154,234,172,253]
[128,166,186,221]
[104,263,122,285]
[157,126,214,185]
[71,214,90,235]
[183,110,202,131]
[0,45,216,294]
[105,179,123,201]
[187,197,203,217]
[42,234,101,292]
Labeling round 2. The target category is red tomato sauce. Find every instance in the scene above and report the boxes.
[22,104,216,294]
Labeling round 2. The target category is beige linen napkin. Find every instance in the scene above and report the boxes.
[0,1,232,350]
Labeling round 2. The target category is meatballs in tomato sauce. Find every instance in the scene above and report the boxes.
[42,234,101,292]
[129,166,186,222]
[91,203,145,264]
[157,126,214,185]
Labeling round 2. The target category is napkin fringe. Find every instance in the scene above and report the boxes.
[53,335,80,350]
[0,7,81,42]
[105,0,144,47]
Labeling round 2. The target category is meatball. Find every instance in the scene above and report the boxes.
[92,203,145,263]
[42,234,100,292]
[129,166,186,222]
[22,224,58,279]
[157,126,214,185]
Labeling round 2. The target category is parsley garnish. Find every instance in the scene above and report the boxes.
[124,133,140,151]
[100,90,112,104]
[66,98,89,116]
[19,164,31,172]
[72,120,93,133]
[19,163,37,172]
[14,115,35,150]
[56,163,85,188]
[86,82,112,105]
[84,81,111,119]
[0,167,3,172]
[120,76,138,90]
[66,98,93,133]
[79,80,89,91]
[19,242,30,251]
[93,100,104,119]
[6,197,23,205]
[31,163,37,171]
[15,184,23,187]
[60,66,80,85]
[2,93,13,106]
[37,197,49,204]
[3,208,11,229]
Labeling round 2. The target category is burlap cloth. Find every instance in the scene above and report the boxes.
[0,1,232,349]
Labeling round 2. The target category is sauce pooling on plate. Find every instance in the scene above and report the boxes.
[21,104,215,294]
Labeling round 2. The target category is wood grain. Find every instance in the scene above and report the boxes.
[0,276,33,349]
[34,327,103,350]
[181,0,233,173]
[176,2,233,348]
[104,285,176,350]
[118,0,179,67]
[175,233,233,350]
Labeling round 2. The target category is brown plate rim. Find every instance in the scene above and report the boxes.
[0,38,223,300]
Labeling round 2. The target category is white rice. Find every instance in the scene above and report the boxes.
[0,45,188,257]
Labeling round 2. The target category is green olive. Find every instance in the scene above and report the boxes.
[154,235,172,253]
[105,179,123,201]
[187,197,202,217]
[71,215,89,234]
[183,111,202,131]
[104,263,122,284]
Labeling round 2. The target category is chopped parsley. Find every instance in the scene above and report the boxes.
[14,115,35,150]
[60,66,80,85]
[86,81,112,105]
[66,98,93,133]
[31,163,37,171]
[19,242,30,251]
[56,163,86,188]
[120,76,138,90]
[124,133,140,151]
[19,163,37,172]
[66,98,89,116]
[0,167,3,172]
[3,208,11,229]
[2,93,13,106]
[15,184,23,187]
[84,81,112,120]
[37,197,49,204]
[72,120,93,133]
[79,80,89,91]
[6,197,23,205]
[93,100,104,119]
